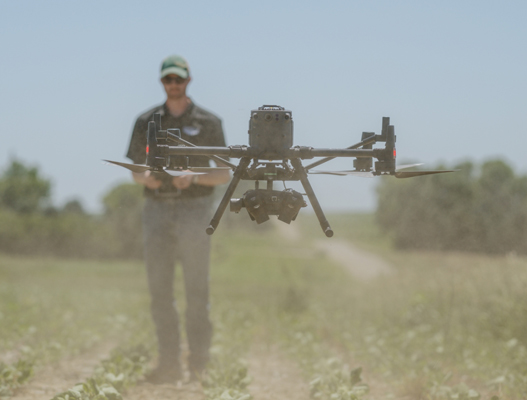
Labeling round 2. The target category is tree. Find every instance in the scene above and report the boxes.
[0,159,51,213]
[62,199,85,215]
[376,159,527,255]
[102,182,144,258]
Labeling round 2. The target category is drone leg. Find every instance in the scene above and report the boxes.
[206,157,251,235]
[291,158,334,238]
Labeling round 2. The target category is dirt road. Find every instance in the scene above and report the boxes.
[273,219,394,280]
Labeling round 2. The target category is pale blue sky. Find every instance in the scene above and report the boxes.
[1,0,526,212]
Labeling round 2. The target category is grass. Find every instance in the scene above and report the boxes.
[1,214,527,399]
[0,256,148,354]
[299,211,393,252]
[297,213,527,399]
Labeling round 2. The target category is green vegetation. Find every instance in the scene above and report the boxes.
[0,159,51,214]
[203,307,253,400]
[1,173,526,399]
[0,159,143,258]
[4,156,525,258]
[0,359,33,397]
[298,213,527,399]
[51,344,153,400]
[0,256,149,396]
[376,159,527,254]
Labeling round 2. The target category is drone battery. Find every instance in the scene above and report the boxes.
[248,105,293,159]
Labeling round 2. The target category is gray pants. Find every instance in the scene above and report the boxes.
[142,196,213,371]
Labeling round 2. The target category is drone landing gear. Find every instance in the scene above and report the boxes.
[206,157,251,235]
[206,157,334,238]
[291,158,334,238]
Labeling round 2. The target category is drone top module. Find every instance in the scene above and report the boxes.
[106,105,452,237]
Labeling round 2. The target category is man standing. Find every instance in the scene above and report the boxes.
[126,55,230,383]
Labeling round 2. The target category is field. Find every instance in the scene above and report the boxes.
[1,213,526,400]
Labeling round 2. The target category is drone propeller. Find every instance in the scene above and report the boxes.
[103,160,208,176]
[309,163,424,177]
[309,164,455,178]
[164,169,205,177]
[390,164,456,178]
[393,170,456,179]
[309,170,374,177]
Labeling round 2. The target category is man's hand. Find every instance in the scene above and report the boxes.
[132,171,163,189]
[133,168,230,190]
[172,168,231,189]
[172,174,193,190]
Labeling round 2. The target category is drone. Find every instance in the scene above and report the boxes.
[106,105,452,237]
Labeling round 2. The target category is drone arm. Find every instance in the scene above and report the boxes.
[165,131,237,170]
[304,135,378,171]
[290,158,334,238]
[206,157,251,235]
[165,145,376,160]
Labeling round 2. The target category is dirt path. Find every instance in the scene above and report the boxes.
[12,341,117,400]
[273,218,393,280]
[125,381,204,400]
[314,239,393,280]
[273,219,404,399]
[124,344,309,400]
[248,344,309,400]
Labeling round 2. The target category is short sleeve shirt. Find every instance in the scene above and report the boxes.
[126,100,227,198]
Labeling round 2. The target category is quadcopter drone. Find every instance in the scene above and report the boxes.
[106,105,452,237]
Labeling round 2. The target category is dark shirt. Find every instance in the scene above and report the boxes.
[126,100,227,198]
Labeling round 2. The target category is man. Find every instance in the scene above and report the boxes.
[126,55,230,383]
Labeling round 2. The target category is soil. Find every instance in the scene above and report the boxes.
[314,239,393,280]
[124,344,309,400]
[125,380,204,400]
[273,218,394,280]
[248,344,309,400]
[11,338,309,400]
[11,340,117,400]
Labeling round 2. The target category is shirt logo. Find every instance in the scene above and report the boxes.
[182,126,200,136]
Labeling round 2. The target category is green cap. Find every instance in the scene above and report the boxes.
[160,55,190,79]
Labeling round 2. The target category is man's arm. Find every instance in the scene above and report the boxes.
[133,167,230,190]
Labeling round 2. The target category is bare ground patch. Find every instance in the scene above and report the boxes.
[314,239,393,280]
[248,343,309,400]
[11,340,117,400]
[125,381,204,400]
[273,218,393,280]
[125,343,309,400]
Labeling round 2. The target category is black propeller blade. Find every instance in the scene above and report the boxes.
[308,170,373,177]
[394,170,456,178]
[309,164,424,177]
[103,160,151,173]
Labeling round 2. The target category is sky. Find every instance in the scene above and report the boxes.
[1,0,526,213]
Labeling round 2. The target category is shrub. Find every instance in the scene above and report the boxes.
[376,159,527,254]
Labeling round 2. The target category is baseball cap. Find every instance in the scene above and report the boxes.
[160,55,190,79]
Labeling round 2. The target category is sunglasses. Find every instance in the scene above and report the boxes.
[162,76,187,84]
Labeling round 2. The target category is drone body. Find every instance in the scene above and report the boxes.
[106,105,452,237]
